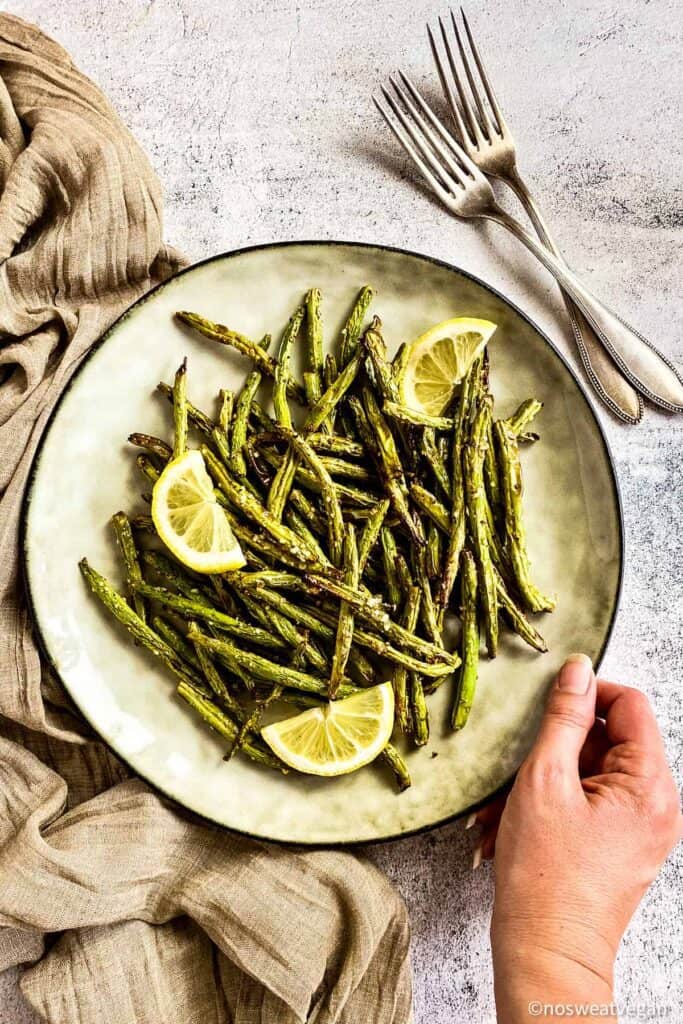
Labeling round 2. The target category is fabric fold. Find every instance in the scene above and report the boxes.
[0,13,412,1023]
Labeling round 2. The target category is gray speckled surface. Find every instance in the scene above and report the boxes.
[1,0,681,1021]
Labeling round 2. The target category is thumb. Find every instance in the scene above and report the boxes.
[529,654,596,775]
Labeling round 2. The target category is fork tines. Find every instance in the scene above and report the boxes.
[373,7,507,205]
[373,75,475,203]
[428,9,507,147]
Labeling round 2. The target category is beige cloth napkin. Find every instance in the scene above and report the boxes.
[0,15,412,1023]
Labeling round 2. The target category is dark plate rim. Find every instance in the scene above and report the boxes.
[20,238,625,848]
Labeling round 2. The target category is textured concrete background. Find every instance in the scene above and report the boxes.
[0,0,681,1021]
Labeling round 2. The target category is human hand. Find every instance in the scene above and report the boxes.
[475,654,682,1021]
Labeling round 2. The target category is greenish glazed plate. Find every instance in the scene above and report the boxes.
[22,241,623,845]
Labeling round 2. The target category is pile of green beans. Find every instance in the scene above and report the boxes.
[80,286,552,793]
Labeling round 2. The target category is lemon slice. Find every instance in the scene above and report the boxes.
[398,317,497,416]
[151,449,245,574]
[260,682,395,777]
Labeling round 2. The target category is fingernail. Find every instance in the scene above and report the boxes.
[557,653,593,694]
[465,812,477,830]
[472,843,483,870]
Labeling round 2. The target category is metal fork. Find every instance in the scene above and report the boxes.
[373,54,683,417]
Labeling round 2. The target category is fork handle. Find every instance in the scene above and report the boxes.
[490,207,683,412]
[506,172,642,423]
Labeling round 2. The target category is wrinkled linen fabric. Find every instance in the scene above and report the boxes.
[0,15,412,1023]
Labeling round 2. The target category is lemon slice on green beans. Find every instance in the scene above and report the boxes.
[151,449,245,574]
[398,317,497,416]
[261,682,395,777]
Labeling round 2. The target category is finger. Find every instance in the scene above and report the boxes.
[579,719,611,778]
[476,825,498,864]
[595,681,666,756]
[465,788,510,832]
[529,654,596,775]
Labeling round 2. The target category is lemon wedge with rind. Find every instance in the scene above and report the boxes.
[260,682,395,777]
[152,449,245,574]
[398,317,497,417]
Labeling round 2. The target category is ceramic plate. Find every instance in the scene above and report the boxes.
[23,242,623,845]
